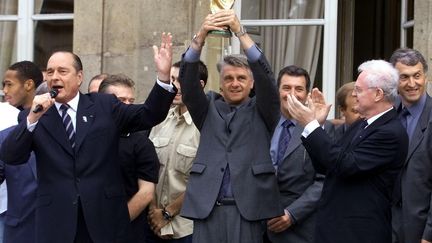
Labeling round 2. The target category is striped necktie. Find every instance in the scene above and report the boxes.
[60,104,76,148]
[276,120,294,165]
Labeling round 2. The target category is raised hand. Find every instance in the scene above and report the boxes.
[152,32,173,83]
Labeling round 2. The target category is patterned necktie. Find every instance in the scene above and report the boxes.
[60,104,76,148]
[276,120,293,165]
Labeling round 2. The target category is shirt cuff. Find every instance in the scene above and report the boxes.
[284,209,297,225]
[156,78,175,93]
[244,44,261,62]
[301,119,320,138]
[27,118,37,132]
[184,46,201,63]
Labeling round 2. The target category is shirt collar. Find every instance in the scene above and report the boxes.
[170,106,193,125]
[279,115,297,127]
[404,93,426,119]
[366,106,393,127]
[54,92,80,112]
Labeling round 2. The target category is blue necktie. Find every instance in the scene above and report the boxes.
[60,104,76,148]
[276,120,293,165]
[399,107,410,130]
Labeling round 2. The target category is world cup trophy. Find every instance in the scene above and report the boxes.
[209,0,235,38]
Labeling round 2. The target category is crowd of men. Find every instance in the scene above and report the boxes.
[0,9,431,243]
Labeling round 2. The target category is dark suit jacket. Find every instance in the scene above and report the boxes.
[0,83,175,243]
[392,94,432,243]
[268,123,324,243]
[302,109,408,243]
[0,126,37,243]
[179,53,284,221]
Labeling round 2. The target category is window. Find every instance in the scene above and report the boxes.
[0,0,73,76]
[400,0,414,48]
[232,0,338,117]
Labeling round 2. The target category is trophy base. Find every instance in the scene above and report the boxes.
[208,29,232,38]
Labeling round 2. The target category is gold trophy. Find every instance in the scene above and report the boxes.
[209,0,235,38]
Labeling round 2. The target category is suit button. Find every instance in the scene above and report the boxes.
[76,178,80,183]
[227,148,232,152]
[221,167,225,172]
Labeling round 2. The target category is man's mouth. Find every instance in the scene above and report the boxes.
[51,85,63,91]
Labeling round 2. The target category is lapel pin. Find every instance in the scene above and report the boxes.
[83,116,87,122]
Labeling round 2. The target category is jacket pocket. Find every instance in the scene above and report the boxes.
[251,163,276,175]
[4,214,19,226]
[151,137,170,166]
[190,163,206,174]
[175,144,197,174]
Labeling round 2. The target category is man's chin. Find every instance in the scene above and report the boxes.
[172,101,183,106]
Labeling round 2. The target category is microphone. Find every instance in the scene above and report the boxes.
[32,89,58,113]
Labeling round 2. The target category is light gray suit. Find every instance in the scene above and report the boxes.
[392,94,432,243]
[268,121,325,243]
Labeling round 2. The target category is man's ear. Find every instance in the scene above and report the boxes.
[375,88,385,102]
[24,79,35,91]
[77,70,84,86]
[199,80,205,88]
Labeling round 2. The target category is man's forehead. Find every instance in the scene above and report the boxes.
[47,53,74,68]
[396,62,424,72]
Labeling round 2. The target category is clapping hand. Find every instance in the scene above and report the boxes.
[286,88,331,127]
[310,88,332,125]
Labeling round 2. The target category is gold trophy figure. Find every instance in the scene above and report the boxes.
[209,0,235,38]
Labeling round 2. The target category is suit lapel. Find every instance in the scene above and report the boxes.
[404,95,432,164]
[351,108,397,147]
[28,153,37,179]
[40,106,74,156]
[74,94,95,153]
[282,124,302,160]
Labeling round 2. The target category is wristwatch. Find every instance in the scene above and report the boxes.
[234,25,247,37]
[162,208,173,221]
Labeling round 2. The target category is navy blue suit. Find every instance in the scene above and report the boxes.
[0,83,175,243]
[0,126,37,243]
[302,109,408,243]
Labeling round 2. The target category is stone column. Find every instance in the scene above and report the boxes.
[414,0,432,94]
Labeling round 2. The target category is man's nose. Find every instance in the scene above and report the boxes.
[232,79,240,87]
[407,76,416,86]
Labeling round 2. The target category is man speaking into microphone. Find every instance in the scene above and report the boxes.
[0,33,176,243]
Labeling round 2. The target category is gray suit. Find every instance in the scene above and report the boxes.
[393,94,432,243]
[268,121,324,243]
[179,52,283,232]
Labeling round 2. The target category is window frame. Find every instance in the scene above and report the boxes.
[0,0,73,62]
[232,0,338,118]
[400,0,414,48]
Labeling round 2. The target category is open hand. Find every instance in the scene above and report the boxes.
[152,32,172,83]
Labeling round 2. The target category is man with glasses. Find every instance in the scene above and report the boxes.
[286,60,408,243]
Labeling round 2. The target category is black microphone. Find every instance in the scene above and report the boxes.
[32,89,58,113]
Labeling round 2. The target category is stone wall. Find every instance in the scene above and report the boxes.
[74,0,210,101]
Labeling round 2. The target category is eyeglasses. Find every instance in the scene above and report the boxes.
[353,86,378,94]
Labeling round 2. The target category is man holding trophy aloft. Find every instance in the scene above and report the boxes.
[179,3,284,243]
